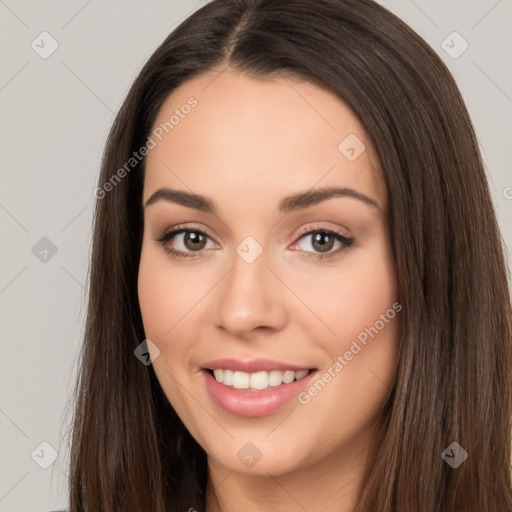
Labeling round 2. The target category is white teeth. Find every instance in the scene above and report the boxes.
[232,371,250,389]
[295,370,308,380]
[282,370,295,384]
[268,370,283,387]
[249,371,268,390]
[223,369,234,386]
[211,368,310,390]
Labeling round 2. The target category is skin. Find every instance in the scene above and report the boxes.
[137,67,400,512]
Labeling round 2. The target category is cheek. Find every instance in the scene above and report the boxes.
[290,232,398,349]
[137,244,202,342]
[138,248,170,341]
[137,248,195,411]
[289,229,400,422]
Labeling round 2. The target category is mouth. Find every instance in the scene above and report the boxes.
[205,368,312,391]
[200,359,318,417]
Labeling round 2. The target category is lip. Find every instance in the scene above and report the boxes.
[201,363,317,418]
[202,358,312,373]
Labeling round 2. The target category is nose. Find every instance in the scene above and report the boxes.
[214,247,288,339]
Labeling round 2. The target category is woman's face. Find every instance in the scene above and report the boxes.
[138,68,400,477]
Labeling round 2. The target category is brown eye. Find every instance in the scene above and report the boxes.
[182,231,208,251]
[156,227,218,260]
[292,228,355,260]
[310,232,336,253]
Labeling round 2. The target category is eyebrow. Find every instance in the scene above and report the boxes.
[144,186,381,213]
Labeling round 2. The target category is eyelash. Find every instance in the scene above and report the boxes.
[155,224,355,261]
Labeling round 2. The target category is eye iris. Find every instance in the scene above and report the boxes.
[184,231,207,251]
[312,232,334,253]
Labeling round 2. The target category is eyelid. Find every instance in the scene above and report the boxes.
[289,224,355,259]
[155,223,218,243]
[292,222,352,240]
[154,222,355,260]
[155,222,350,243]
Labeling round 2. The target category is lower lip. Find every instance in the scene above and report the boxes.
[202,369,317,417]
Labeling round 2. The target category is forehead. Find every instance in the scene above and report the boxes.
[142,68,386,212]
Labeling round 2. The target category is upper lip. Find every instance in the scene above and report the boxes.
[202,358,315,373]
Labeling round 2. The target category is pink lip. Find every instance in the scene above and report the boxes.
[202,358,312,373]
[201,367,317,418]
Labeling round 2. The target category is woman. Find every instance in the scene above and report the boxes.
[69,0,512,510]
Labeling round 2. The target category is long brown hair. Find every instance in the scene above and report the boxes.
[68,0,512,510]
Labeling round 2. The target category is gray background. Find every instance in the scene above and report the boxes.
[0,1,511,510]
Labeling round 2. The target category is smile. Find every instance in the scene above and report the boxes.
[201,359,317,417]
[210,369,310,391]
